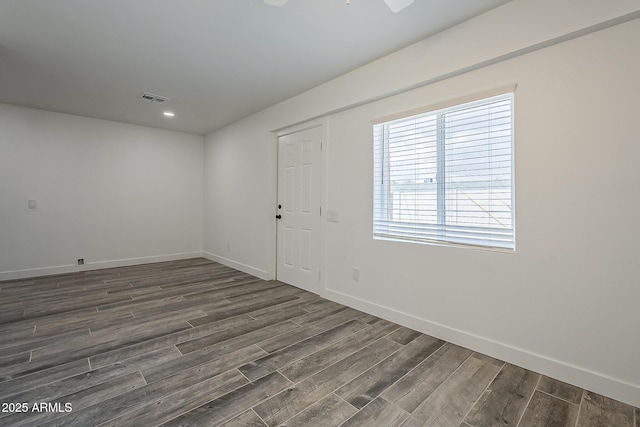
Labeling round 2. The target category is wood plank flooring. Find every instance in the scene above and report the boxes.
[0,258,637,426]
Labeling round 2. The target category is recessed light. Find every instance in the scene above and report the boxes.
[163,112,175,117]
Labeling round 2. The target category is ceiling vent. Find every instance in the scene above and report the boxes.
[139,92,170,104]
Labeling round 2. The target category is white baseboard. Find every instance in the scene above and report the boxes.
[0,252,204,282]
[0,264,78,281]
[84,252,204,271]
[324,287,640,408]
[203,252,270,280]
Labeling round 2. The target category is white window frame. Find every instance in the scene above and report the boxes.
[373,86,516,252]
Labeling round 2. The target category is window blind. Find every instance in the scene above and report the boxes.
[373,92,515,251]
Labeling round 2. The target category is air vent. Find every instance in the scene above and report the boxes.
[139,92,170,104]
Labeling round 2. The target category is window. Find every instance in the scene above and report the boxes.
[373,90,515,251]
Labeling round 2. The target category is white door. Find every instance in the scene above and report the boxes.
[276,126,322,294]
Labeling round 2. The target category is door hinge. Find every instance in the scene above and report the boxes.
[319,206,322,216]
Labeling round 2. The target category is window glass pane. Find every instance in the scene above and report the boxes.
[443,99,512,230]
[387,114,437,223]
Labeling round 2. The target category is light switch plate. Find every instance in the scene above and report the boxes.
[327,210,339,222]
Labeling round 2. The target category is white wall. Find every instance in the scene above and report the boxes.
[0,104,204,279]
[203,1,640,407]
[202,113,277,279]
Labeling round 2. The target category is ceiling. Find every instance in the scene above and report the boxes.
[0,0,510,135]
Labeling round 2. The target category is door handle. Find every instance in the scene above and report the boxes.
[276,215,282,220]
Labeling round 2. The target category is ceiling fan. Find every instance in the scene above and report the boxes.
[264,0,415,13]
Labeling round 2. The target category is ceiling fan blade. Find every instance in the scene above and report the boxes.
[264,0,289,6]
[383,0,414,13]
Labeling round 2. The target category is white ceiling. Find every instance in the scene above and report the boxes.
[0,0,510,135]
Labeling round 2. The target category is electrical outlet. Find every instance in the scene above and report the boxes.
[77,258,85,266]
[28,200,37,209]
[352,268,360,281]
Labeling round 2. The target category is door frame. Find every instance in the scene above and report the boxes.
[271,118,327,296]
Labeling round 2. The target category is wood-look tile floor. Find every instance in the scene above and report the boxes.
[0,258,637,427]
